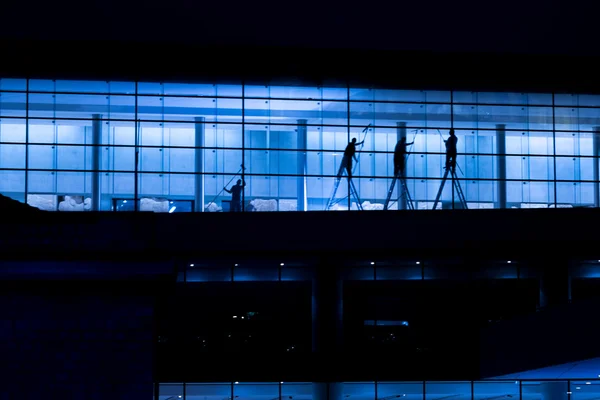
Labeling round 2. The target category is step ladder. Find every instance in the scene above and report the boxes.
[325,161,363,211]
[384,174,415,210]
[432,168,468,210]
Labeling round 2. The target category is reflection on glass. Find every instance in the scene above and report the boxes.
[473,381,519,400]
[344,382,376,400]
[378,382,423,400]
[158,383,183,400]
[186,383,231,400]
[425,382,471,400]
[234,383,279,400]
[522,381,568,400]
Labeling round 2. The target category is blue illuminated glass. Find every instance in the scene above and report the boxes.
[3,79,600,211]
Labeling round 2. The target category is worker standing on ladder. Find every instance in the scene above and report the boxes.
[338,137,364,180]
[394,137,414,177]
[444,129,458,173]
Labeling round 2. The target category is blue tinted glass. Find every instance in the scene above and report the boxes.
[0,78,26,91]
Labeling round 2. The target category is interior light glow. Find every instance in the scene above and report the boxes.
[507,260,512,263]
[189,264,194,267]
[416,261,421,265]
[370,262,375,265]
[280,263,285,266]
[169,206,176,213]
[235,382,239,385]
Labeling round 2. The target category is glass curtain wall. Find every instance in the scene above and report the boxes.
[1,78,599,211]
[157,380,593,400]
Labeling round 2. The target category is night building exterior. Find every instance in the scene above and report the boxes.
[2,13,600,399]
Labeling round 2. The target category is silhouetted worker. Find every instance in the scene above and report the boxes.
[224,179,246,212]
[444,129,458,172]
[394,137,414,177]
[338,137,364,180]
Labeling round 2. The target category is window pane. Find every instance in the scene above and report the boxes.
[571,381,600,400]
[0,78,26,91]
[187,383,231,400]
[521,381,568,400]
[282,383,312,400]
[0,91,27,118]
[234,383,279,400]
[158,383,183,400]
[54,79,109,93]
[344,382,375,400]
[378,382,423,400]
[101,121,136,210]
[425,382,471,400]
[473,381,520,400]
[0,118,25,200]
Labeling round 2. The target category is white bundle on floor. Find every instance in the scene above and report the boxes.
[58,195,91,212]
[361,201,384,210]
[250,199,278,212]
[140,198,169,213]
[28,194,57,211]
[204,202,222,212]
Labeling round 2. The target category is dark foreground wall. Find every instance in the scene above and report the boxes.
[0,281,156,399]
[1,208,600,262]
[480,297,600,378]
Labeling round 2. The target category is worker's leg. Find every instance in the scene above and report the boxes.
[450,153,457,173]
[337,156,347,178]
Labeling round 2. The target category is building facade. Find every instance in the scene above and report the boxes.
[2,39,600,400]
[3,78,600,212]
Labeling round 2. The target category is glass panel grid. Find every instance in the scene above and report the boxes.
[2,78,600,211]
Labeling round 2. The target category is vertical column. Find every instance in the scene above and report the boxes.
[91,114,102,211]
[593,127,600,207]
[312,258,343,356]
[496,124,507,209]
[311,260,343,400]
[297,119,308,212]
[538,258,570,309]
[313,383,344,400]
[396,122,407,210]
[194,117,205,212]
